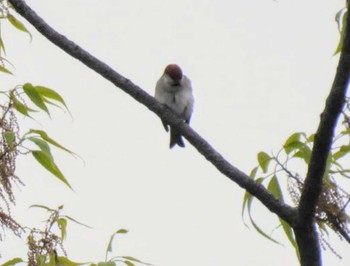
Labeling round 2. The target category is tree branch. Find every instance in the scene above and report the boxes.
[293,2,350,265]
[298,2,350,225]
[8,0,297,224]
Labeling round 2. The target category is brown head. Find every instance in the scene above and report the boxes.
[164,64,183,82]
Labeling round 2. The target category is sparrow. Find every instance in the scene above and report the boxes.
[155,64,194,148]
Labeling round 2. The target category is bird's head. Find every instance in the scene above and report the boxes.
[164,64,183,85]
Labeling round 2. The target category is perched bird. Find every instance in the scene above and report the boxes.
[155,64,194,148]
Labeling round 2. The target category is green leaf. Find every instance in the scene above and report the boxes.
[29,129,75,155]
[123,261,135,266]
[107,229,128,254]
[283,138,311,163]
[35,86,70,112]
[7,14,32,40]
[12,97,32,116]
[63,215,92,228]
[279,218,296,246]
[243,178,281,244]
[292,145,311,164]
[307,133,315,142]
[266,178,299,257]
[57,256,86,266]
[279,218,299,261]
[257,151,271,173]
[1,258,23,266]
[337,168,350,178]
[0,64,12,75]
[242,167,260,220]
[242,191,251,224]
[121,256,153,266]
[58,218,68,240]
[48,251,56,266]
[27,137,52,157]
[242,177,281,244]
[340,127,350,136]
[267,175,283,201]
[23,83,50,116]
[249,166,259,179]
[333,144,350,160]
[3,131,15,149]
[121,257,142,264]
[10,90,36,117]
[284,132,304,145]
[35,254,46,266]
[0,35,6,55]
[323,153,333,180]
[334,10,347,55]
[247,193,281,245]
[248,218,281,245]
[32,150,72,189]
[116,228,128,234]
[242,177,264,222]
[97,262,116,266]
[29,204,55,212]
[283,132,306,153]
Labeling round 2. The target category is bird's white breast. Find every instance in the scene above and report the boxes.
[155,75,193,120]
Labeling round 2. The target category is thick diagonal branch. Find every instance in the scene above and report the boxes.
[8,0,296,224]
[294,2,350,266]
[298,6,350,224]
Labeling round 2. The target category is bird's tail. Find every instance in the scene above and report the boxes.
[170,127,185,148]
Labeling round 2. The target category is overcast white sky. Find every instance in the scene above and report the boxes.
[1,0,349,265]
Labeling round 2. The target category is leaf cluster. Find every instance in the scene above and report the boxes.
[1,205,89,266]
[0,0,31,75]
[242,116,350,259]
[334,6,348,55]
[92,229,152,266]
[0,83,74,240]
[1,206,151,266]
[8,83,73,188]
[0,2,152,266]
[240,7,350,260]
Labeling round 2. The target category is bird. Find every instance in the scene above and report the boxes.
[155,64,194,148]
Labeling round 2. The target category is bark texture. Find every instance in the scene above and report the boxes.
[295,2,350,265]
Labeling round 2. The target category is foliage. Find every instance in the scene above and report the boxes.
[0,0,31,75]
[99,229,153,266]
[242,99,350,259]
[0,83,72,240]
[0,0,72,242]
[0,82,74,261]
[241,5,350,261]
[0,206,151,266]
[0,4,149,266]
[335,6,347,55]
